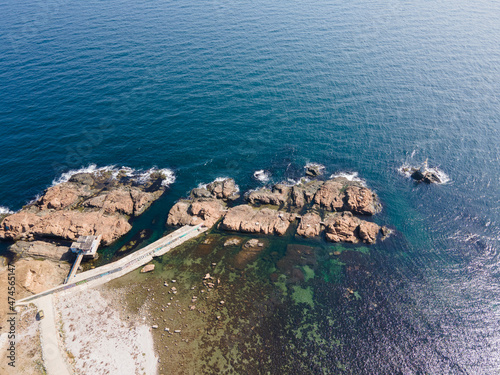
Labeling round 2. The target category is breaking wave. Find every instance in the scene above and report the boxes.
[253,170,272,183]
[52,164,176,187]
[330,171,367,186]
[0,206,14,215]
[397,163,451,184]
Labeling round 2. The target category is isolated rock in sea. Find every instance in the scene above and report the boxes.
[411,169,442,184]
[219,205,293,235]
[296,213,322,238]
[232,238,267,270]
[305,164,325,177]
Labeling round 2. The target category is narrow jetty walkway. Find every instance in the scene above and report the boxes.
[64,252,83,284]
[17,224,207,305]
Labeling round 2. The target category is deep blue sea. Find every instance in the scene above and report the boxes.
[1,0,500,373]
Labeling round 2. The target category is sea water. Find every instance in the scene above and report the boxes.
[1,0,499,372]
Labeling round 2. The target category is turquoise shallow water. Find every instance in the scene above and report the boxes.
[1,0,500,373]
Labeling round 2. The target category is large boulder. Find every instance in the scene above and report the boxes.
[313,180,345,211]
[324,212,360,243]
[324,212,380,244]
[291,180,324,208]
[246,184,290,206]
[344,186,381,215]
[219,205,292,236]
[296,213,322,238]
[206,178,239,200]
[305,164,325,177]
[37,185,81,210]
[83,187,162,216]
[167,199,225,227]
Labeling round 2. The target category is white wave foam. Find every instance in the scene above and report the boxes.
[52,164,176,187]
[0,206,14,215]
[397,163,450,184]
[330,171,366,186]
[197,177,240,193]
[305,162,325,170]
[253,170,271,183]
[283,177,311,187]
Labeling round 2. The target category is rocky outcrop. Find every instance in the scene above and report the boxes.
[313,179,345,211]
[305,164,325,177]
[167,199,225,227]
[296,212,322,238]
[167,178,238,227]
[191,178,239,201]
[219,205,293,236]
[0,169,169,248]
[344,186,381,215]
[168,172,386,245]
[9,240,72,261]
[291,180,324,208]
[324,212,381,244]
[246,184,290,206]
[1,211,131,245]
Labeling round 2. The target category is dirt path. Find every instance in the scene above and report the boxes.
[36,296,71,375]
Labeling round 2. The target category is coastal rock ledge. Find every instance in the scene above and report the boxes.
[0,168,172,257]
[167,174,388,245]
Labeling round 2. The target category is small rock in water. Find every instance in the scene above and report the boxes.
[141,264,155,273]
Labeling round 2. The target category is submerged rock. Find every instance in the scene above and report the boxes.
[141,264,155,273]
[224,237,242,247]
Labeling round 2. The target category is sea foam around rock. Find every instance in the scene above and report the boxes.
[398,163,451,184]
[52,164,176,187]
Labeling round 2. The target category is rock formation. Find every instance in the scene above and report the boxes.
[296,212,322,238]
[167,172,387,244]
[167,199,225,227]
[219,205,293,235]
[0,168,171,255]
[323,212,380,244]
[167,178,239,227]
